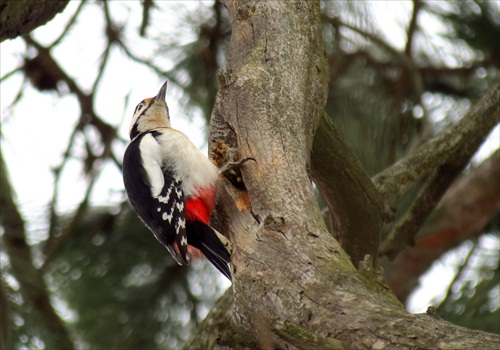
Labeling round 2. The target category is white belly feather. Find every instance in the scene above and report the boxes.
[154,129,218,197]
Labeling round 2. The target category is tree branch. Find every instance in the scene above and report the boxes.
[0,0,69,42]
[48,0,86,49]
[311,112,386,267]
[404,0,421,57]
[273,320,345,350]
[380,150,472,260]
[384,150,500,301]
[139,0,154,37]
[20,35,120,266]
[22,35,116,145]
[374,83,500,207]
[380,84,499,259]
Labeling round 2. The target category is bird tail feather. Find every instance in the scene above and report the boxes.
[186,221,232,281]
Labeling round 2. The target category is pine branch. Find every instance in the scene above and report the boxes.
[374,83,500,207]
[384,151,500,301]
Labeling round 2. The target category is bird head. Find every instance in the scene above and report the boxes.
[129,81,170,140]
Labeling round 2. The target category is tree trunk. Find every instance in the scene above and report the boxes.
[187,1,500,348]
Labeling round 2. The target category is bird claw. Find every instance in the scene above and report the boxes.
[219,148,255,176]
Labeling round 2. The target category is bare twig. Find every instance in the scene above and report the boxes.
[0,73,26,124]
[48,0,86,49]
[92,1,114,93]
[20,35,120,266]
[404,0,421,57]
[0,67,23,82]
[22,36,116,140]
[140,0,154,37]
[116,40,184,90]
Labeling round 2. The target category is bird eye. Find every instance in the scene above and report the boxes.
[134,101,146,115]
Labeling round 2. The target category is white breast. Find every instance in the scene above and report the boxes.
[154,129,218,197]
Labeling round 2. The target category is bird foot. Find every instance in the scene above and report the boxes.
[219,148,255,176]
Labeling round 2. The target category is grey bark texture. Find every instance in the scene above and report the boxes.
[185,0,500,349]
[0,0,69,42]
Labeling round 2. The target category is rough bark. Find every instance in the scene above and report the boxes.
[185,0,500,349]
[0,0,69,42]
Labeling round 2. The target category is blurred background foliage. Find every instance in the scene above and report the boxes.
[0,0,498,349]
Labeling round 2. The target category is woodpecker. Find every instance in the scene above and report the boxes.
[122,81,232,280]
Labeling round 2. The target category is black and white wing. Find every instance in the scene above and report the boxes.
[153,171,190,265]
[123,132,190,265]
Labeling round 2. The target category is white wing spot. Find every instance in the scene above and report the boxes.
[157,186,173,203]
[175,217,186,235]
[178,218,185,230]
[162,212,173,223]
[180,236,188,246]
[176,202,184,212]
[157,207,161,212]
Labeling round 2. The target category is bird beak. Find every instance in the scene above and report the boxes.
[153,81,168,104]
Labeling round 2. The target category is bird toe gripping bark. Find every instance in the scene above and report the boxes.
[218,147,256,186]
